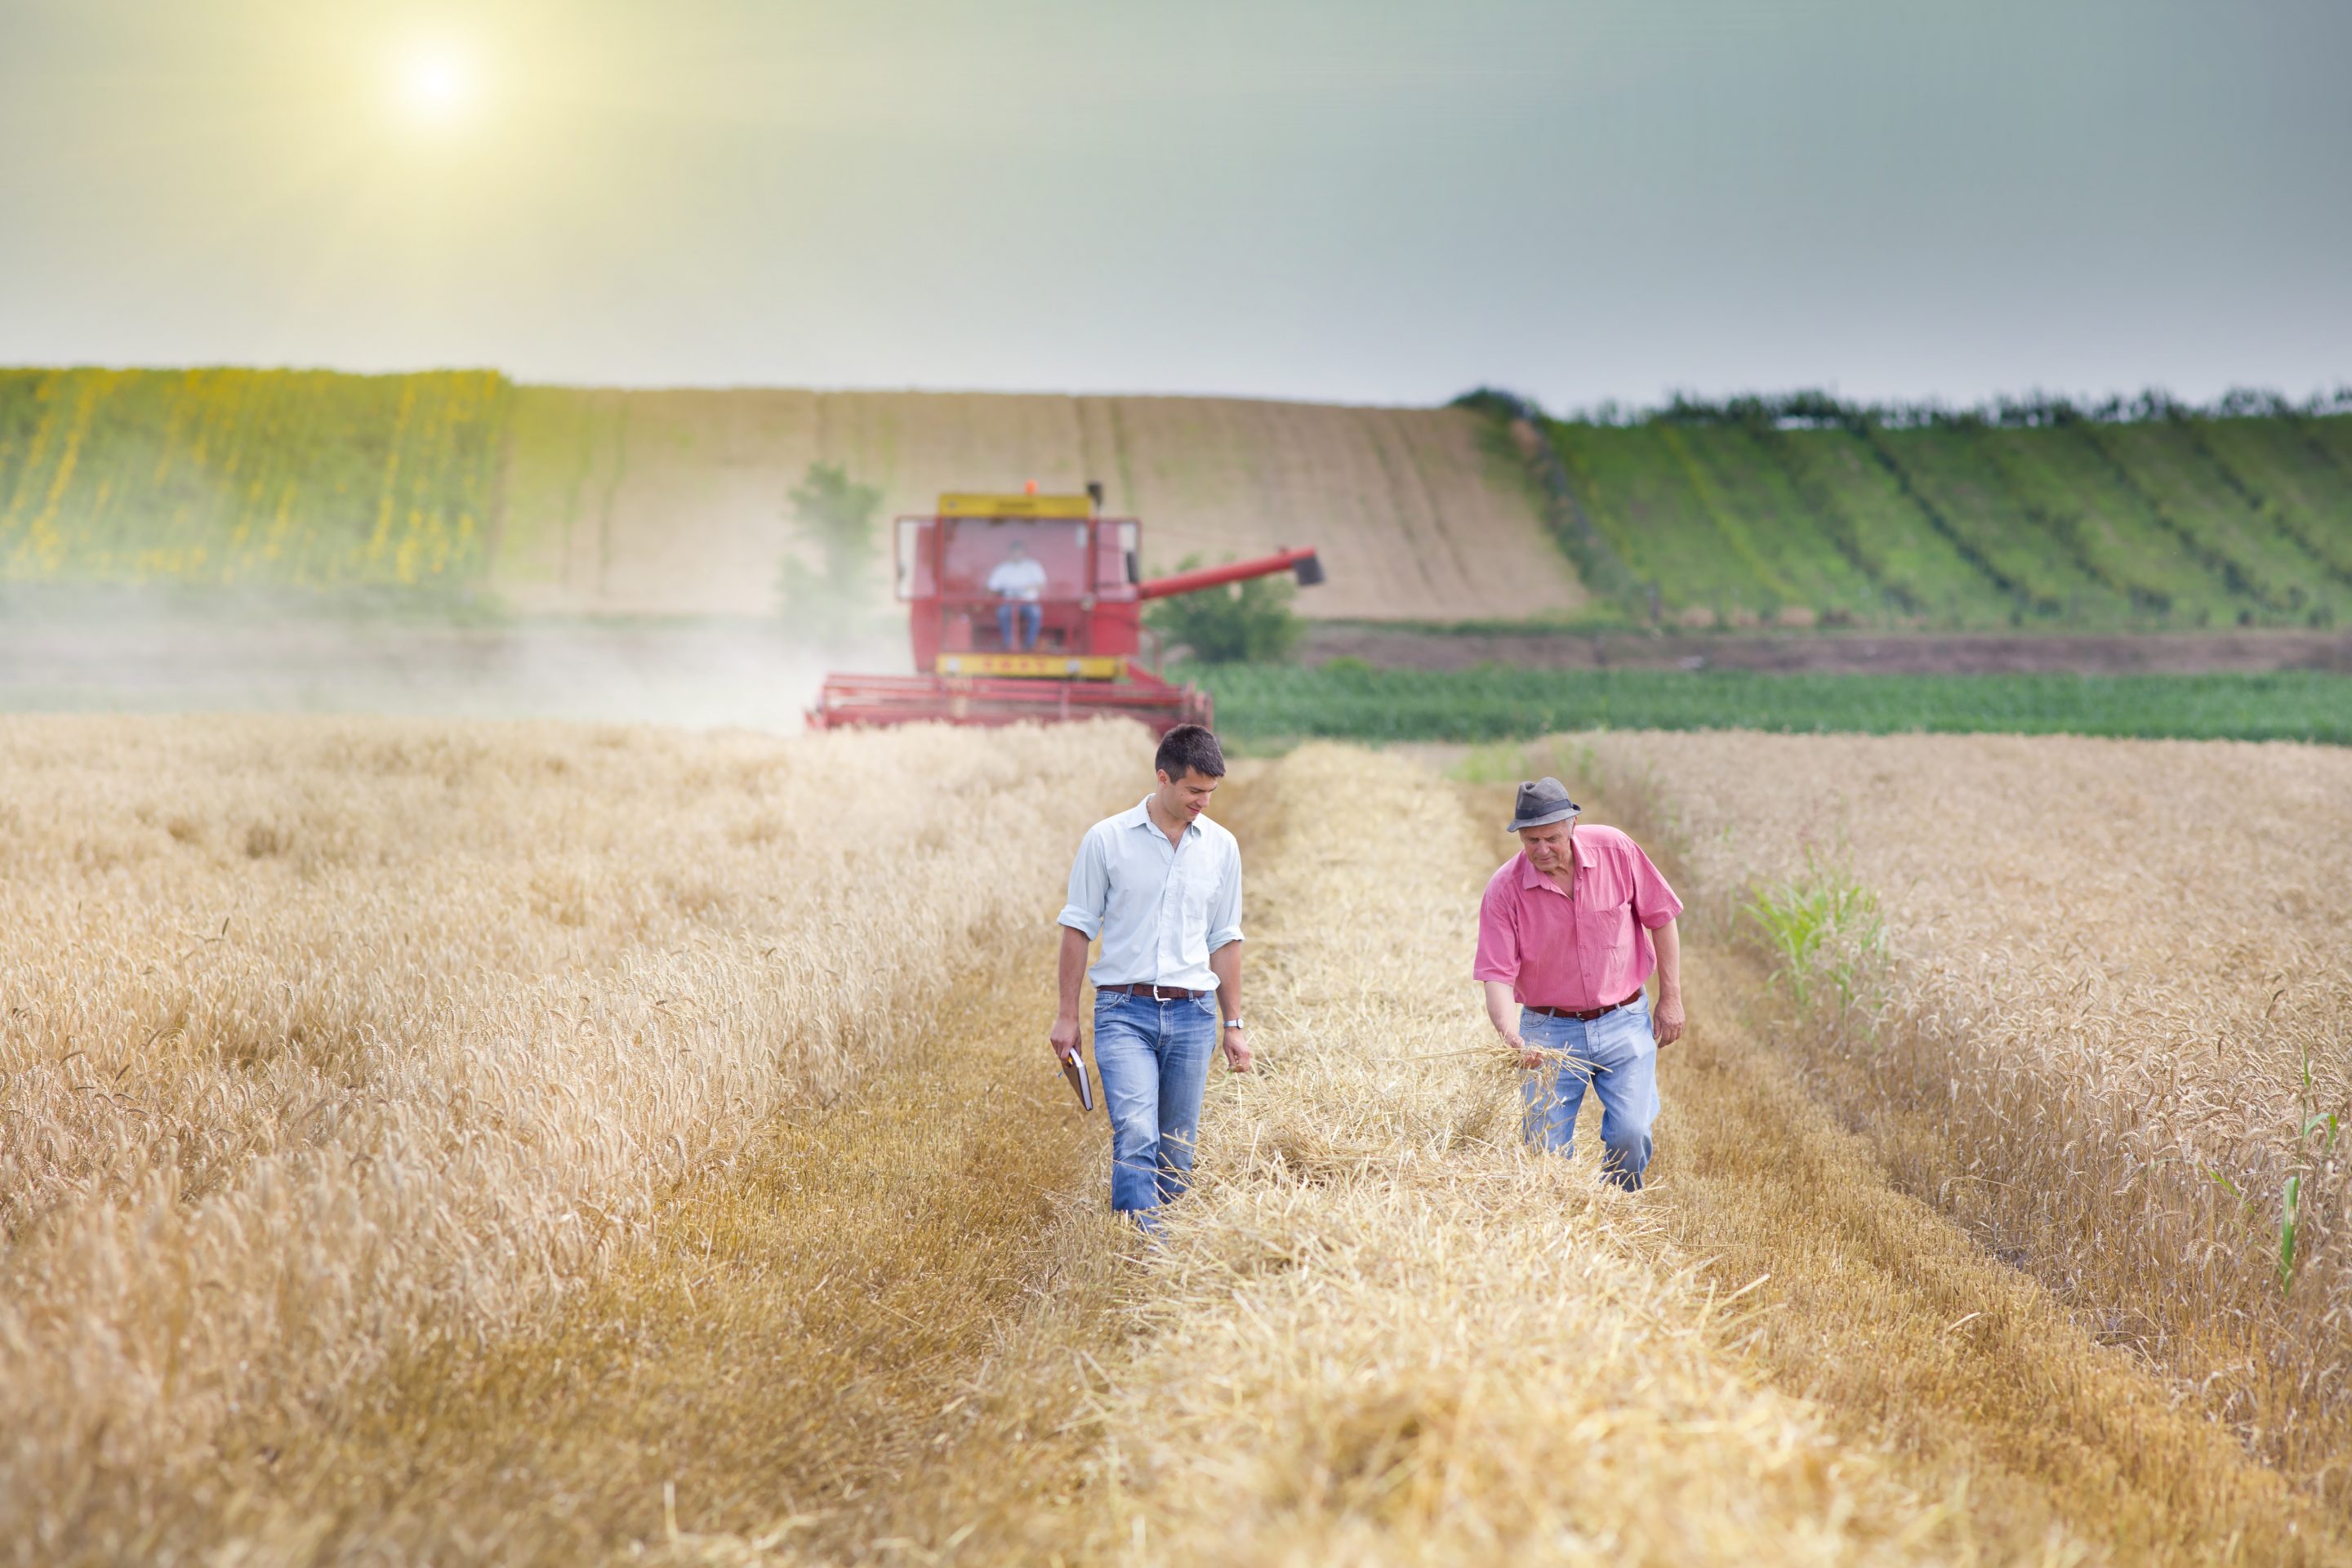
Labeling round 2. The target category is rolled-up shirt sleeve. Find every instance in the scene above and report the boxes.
[1630,844,1683,929]
[1206,842,1243,951]
[1471,876,1521,984]
[1056,826,1110,938]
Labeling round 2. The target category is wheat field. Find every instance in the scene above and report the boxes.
[0,715,1135,1561]
[1559,731,2352,1512]
[6,719,2348,1565]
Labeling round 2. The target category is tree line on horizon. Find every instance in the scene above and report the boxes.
[1456,383,2352,432]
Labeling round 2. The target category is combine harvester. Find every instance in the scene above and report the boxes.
[808,485,1321,733]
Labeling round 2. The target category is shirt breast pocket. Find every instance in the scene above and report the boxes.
[1576,894,1635,969]
[1178,856,1223,908]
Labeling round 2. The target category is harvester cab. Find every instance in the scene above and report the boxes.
[806,486,1321,733]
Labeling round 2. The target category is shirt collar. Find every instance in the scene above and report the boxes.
[1517,836,1592,890]
[1126,796,1197,839]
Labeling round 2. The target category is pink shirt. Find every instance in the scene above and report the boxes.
[1473,824,1683,1009]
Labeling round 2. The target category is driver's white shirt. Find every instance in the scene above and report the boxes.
[987,557,1048,601]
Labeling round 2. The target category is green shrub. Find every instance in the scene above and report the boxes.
[777,461,882,646]
[1145,557,1302,663]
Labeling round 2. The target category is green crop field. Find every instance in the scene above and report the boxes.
[9,368,2352,635]
[1193,662,2352,746]
[0,368,510,590]
[1530,398,2352,632]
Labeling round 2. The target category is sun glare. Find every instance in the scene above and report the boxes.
[399,47,474,127]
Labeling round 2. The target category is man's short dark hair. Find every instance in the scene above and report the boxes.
[1155,723,1225,781]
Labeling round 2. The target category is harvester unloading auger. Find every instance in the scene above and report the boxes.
[806,485,1322,733]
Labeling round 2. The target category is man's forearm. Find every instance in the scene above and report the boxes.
[1484,979,1520,1040]
[1057,925,1091,1019]
[1653,920,1682,1003]
[1209,941,1242,1021]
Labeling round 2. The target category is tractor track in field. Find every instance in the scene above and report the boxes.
[160,915,1117,1565]
[155,777,1277,1568]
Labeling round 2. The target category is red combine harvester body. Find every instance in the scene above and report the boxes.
[807,488,1321,733]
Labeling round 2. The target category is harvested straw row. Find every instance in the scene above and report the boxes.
[1037,744,1961,1563]
[1570,729,2352,1502]
[0,715,1141,1555]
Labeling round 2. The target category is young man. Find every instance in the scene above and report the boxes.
[1473,777,1685,1190]
[1051,724,1249,1230]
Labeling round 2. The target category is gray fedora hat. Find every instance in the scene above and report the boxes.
[1505,776,1581,831]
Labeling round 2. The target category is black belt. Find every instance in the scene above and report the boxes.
[1103,982,1202,1000]
[1525,991,1640,1022]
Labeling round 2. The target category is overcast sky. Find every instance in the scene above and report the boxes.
[2,0,2345,409]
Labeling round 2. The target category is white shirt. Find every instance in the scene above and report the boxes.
[987,556,1049,601]
[1057,798,1243,992]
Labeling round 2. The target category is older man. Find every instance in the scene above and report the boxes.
[1052,724,1249,1231]
[1473,777,1685,1190]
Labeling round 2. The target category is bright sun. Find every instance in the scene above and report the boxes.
[399,48,474,126]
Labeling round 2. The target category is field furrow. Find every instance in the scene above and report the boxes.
[1868,429,2124,619]
[158,937,1120,1566]
[2192,418,2352,585]
[1972,427,2233,621]
[1766,428,2019,625]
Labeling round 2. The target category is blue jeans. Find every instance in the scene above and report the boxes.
[1092,990,1219,1223]
[1520,993,1659,1190]
[996,600,1041,650]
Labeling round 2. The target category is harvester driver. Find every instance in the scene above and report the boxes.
[987,538,1048,651]
[1051,724,1249,1235]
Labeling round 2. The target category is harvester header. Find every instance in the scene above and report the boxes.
[805,487,1321,733]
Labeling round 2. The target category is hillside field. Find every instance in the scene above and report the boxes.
[0,370,1579,621]
[10,368,2352,634]
[1545,407,2352,631]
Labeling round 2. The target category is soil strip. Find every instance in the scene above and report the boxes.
[1306,623,2352,675]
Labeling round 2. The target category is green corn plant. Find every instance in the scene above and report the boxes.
[2297,1041,2341,1153]
[1741,853,1884,1013]
[2279,1175,2302,1295]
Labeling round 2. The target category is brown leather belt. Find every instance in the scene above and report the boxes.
[1103,982,1203,1000]
[1525,991,1641,1022]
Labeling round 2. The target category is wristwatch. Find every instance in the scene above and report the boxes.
[1224,1018,1245,1030]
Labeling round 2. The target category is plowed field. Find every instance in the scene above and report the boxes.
[494,388,1583,620]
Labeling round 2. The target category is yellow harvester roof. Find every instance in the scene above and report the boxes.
[937,492,1094,519]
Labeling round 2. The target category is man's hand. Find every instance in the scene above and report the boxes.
[1222,1026,1251,1073]
[1049,1011,1081,1063]
[1485,980,1539,1068]
[1650,920,1686,1048]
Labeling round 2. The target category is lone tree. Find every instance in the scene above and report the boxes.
[777,461,884,646]
[1143,555,1303,664]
